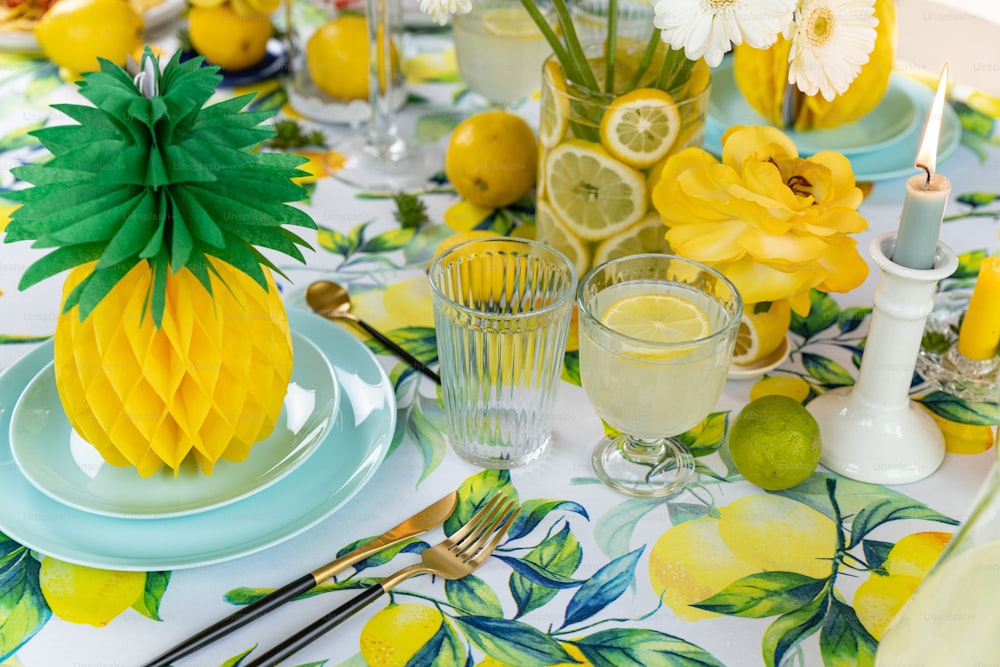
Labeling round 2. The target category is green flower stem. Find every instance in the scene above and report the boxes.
[654,46,694,92]
[624,28,663,91]
[517,0,576,81]
[605,0,618,94]
[550,0,600,91]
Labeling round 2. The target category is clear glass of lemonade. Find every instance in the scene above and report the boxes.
[452,0,555,108]
[577,254,742,497]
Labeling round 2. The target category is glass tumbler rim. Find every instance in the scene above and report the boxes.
[428,236,579,319]
[576,252,743,351]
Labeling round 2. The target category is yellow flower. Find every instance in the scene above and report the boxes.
[651,125,868,315]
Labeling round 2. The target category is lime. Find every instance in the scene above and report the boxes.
[601,293,709,343]
[732,300,791,366]
[728,395,821,490]
[599,87,681,168]
[544,139,646,241]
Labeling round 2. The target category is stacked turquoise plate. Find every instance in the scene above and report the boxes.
[0,307,396,570]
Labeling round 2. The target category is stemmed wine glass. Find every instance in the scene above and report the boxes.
[331,0,438,190]
[452,0,555,109]
[576,254,742,498]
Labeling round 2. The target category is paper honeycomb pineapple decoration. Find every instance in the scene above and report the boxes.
[4,49,316,477]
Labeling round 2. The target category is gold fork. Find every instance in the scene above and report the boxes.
[243,493,520,667]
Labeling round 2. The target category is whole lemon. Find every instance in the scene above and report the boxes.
[728,395,821,491]
[188,4,272,71]
[446,110,537,209]
[35,0,144,75]
[359,603,446,667]
[39,557,146,627]
[307,16,399,101]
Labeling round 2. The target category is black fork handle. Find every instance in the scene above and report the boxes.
[242,585,386,667]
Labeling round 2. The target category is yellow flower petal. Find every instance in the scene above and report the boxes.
[816,237,870,293]
[740,227,829,264]
[788,290,812,316]
[666,220,749,264]
[721,126,798,171]
[716,258,821,305]
[807,151,864,208]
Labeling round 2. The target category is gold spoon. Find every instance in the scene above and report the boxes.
[306,280,441,385]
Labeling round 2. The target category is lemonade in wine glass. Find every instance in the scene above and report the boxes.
[577,254,742,497]
[452,0,555,108]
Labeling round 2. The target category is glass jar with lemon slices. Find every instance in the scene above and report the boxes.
[536,40,710,278]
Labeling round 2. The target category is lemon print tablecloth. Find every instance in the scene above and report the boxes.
[1,24,1000,667]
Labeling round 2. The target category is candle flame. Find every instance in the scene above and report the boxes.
[915,62,950,176]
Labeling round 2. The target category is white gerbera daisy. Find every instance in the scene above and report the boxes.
[418,0,471,26]
[787,0,878,101]
[652,0,797,68]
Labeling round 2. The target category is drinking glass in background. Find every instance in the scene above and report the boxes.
[452,0,555,108]
[570,0,655,43]
[428,238,577,469]
[577,254,742,498]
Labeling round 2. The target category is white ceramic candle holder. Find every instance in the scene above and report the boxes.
[807,232,958,485]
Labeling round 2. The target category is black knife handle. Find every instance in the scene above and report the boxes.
[141,573,316,667]
[354,318,441,385]
[243,585,386,667]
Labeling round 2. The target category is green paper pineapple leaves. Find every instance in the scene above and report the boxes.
[3,49,316,326]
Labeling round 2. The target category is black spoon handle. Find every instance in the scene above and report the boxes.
[353,317,442,385]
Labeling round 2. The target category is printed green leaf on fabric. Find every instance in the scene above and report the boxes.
[447,471,516,536]
[0,541,50,661]
[507,499,588,541]
[848,498,959,549]
[562,547,643,628]
[445,575,504,618]
[801,353,855,387]
[692,571,827,618]
[594,498,662,560]
[861,540,893,573]
[676,411,729,457]
[408,617,468,666]
[819,598,877,667]
[762,593,827,667]
[406,395,449,484]
[562,350,581,386]
[573,628,726,667]
[790,290,841,340]
[131,571,170,621]
[453,615,577,667]
[917,391,1000,425]
[509,522,582,617]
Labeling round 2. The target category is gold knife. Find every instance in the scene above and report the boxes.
[142,491,459,667]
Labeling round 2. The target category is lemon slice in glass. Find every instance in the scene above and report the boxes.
[599,88,681,169]
[540,59,569,148]
[592,212,669,266]
[544,139,647,241]
[481,7,542,37]
[535,200,590,277]
[602,293,710,343]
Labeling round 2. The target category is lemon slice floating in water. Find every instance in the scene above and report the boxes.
[601,293,709,343]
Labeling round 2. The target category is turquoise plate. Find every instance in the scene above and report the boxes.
[704,61,962,181]
[10,331,338,519]
[0,307,396,571]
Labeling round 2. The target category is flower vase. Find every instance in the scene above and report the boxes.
[732,0,896,130]
[535,43,710,276]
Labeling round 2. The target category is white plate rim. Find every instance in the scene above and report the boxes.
[9,330,339,520]
[0,307,396,571]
